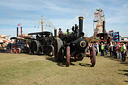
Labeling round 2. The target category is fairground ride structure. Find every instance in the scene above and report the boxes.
[93,8,108,43]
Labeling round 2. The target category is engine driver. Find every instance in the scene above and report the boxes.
[58,28,63,38]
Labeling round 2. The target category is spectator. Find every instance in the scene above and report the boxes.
[121,43,126,61]
[105,43,109,55]
[110,42,113,57]
[101,42,104,56]
[99,43,101,52]
[97,42,99,54]
[94,43,98,56]
[126,43,128,56]
[118,43,122,60]
[113,42,117,58]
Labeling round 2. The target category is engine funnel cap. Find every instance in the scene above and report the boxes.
[78,16,84,19]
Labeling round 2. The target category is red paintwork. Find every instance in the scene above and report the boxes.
[16,49,19,54]
[21,27,22,37]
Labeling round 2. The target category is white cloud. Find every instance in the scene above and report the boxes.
[0,0,128,37]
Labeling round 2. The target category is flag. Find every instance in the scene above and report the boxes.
[18,23,21,26]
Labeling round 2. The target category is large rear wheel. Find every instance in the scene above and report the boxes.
[30,40,41,54]
[90,45,96,67]
[54,38,64,61]
[66,46,70,67]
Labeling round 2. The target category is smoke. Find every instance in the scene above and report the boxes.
[44,19,55,29]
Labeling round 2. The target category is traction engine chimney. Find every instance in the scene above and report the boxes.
[78,16,84,36]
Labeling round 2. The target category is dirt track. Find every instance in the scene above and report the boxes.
[0,53,128,85]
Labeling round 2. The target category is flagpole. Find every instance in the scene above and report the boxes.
[41,16,43,32]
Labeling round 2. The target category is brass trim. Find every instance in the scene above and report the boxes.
[80,41,86,47]
[79,17,84,19]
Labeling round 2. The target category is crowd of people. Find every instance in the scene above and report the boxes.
[88,41,128,61]
[109,42,128,61]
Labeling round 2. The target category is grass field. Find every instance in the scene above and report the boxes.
[0,53,128,85]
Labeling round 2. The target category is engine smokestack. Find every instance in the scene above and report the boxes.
[78,16,84,35]
[103,21,105,33]
[21,27,22,37]
[54,28,57,37]
[17,27,18,37]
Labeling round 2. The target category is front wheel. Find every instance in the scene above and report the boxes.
[46,45,54,56]
[66,46,70,67]
[11,48,15,53]
[90,45,96,67]
[16,48,21,54]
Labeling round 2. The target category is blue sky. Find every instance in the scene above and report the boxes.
[0,0,128,37]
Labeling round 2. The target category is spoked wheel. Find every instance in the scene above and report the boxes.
[90,45,96,67]
[16,48,21,54]
[16,48,19,54]
[11,48,15,53]
[66,46,70,67]
[54,38,64,61]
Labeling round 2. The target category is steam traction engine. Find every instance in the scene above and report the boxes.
[54,17,96,67]
[10,37,29,53]
[28,31,55,56]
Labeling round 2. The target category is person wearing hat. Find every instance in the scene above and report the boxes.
[58,28,63,38]
[65,29,71,36]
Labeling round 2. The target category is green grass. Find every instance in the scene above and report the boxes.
[0,53,128,85]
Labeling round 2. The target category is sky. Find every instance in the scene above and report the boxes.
[0,0,128,37]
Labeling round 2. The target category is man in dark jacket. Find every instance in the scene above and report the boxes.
[113,42,117,58]
[105,43,108,55]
